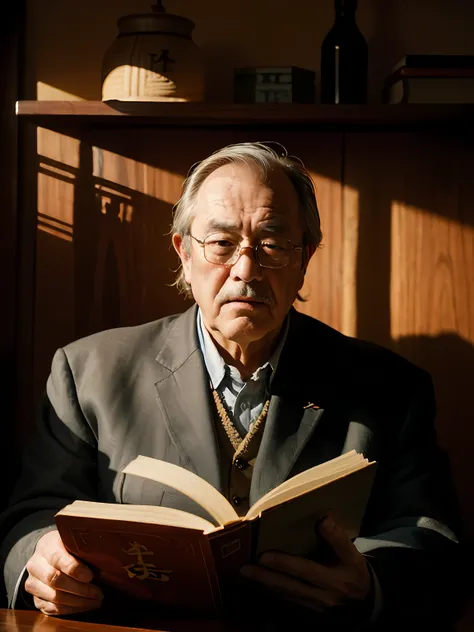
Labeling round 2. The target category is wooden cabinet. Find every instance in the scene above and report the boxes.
[13,101,474,544]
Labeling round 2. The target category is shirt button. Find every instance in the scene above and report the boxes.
[234,458,248,470]
[231,495,242,506]
[240,402,248,411]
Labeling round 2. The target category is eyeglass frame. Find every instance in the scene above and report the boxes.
[188,233,304,269]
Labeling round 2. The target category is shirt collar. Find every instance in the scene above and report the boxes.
[196,308,226,389]
[196,307,289,390]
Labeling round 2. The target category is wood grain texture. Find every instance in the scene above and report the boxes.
[0,601,472,631]
[0,608,258,631]
[345,131,474,545]
[295,148,345,332]
[16,101,474,128]
[389,134,474,344]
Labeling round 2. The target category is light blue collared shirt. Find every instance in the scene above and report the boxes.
[196,308,288,436]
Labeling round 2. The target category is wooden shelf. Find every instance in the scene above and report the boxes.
[15,100,474,130]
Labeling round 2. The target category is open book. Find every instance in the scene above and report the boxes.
[55,451,376,613]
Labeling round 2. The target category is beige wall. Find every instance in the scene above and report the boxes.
[28,0,474,102]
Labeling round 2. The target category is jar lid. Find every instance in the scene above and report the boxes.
[117,1,195,38]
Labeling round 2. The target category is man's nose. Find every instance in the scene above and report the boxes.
[229,245,264,283]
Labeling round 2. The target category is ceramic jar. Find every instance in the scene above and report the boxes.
[102,1,204,102]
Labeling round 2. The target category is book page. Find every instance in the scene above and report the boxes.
[57,500,217,532]
[251,458,364,512]
[123,456,239,526]
[246,460,374,520]
[246,451,363,515]
[254,465,377,558]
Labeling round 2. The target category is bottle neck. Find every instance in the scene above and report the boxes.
[336,13,355,24]
[335,1,357,21]
[335,9,356,22]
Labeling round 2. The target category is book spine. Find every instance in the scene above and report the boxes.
[207,520,255,605]
[404,54,474,69]
[384,67,474,97]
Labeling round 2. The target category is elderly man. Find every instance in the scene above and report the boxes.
[0,142,461,629]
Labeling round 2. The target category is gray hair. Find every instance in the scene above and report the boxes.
[171,141,322,297]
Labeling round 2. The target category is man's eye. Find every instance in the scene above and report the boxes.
[212,240,234,248]
[262,241,284,251]
[207,240,236,252]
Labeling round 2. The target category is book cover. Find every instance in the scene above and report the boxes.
[383,75,474,104]
[393,54,474,72]
[55,514,224,613]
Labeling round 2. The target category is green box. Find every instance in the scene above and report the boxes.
[234,66,316,103]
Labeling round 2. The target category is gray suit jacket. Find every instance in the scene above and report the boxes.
[0,305,462,625]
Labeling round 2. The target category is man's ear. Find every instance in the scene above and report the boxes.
[297,244,316,292]
[172,233,192,284]
[303,244,316,271]
[300,244,316,275]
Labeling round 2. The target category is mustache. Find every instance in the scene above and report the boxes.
[217,284,274,306]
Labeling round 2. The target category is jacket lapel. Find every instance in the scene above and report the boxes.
[250,396,324,505]
[250,308,332,505]
[154,305,222,492]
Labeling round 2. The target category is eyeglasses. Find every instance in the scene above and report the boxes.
[189,233,303,269]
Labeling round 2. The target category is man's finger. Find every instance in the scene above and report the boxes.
[283,593,325,613]
[318,516,359,564]
[26,556,100,599]
[33,596,101,617]
[27,575,103,609]
[241,564,341,609]
[48,547,93,583]
[258,552,336,591]
[35,531,93,583]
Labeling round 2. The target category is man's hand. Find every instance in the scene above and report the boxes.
[240,515,372,613]
[25,530,103,616]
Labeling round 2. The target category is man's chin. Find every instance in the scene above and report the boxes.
[216,312,271,343]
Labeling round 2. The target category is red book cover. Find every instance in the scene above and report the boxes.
[55,514,222,614]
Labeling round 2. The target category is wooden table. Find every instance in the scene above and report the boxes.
[0,610,257,631]
[2,601,473,632]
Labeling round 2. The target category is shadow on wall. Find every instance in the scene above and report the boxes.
[366,0,404,103]
[393,333,474,551]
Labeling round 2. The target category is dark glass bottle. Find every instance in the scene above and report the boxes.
[320,0,368,104]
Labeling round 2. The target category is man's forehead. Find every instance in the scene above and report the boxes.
[200,164,269,196]
[195,163,297,209]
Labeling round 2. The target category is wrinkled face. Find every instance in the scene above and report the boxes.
[173,163,307,346]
